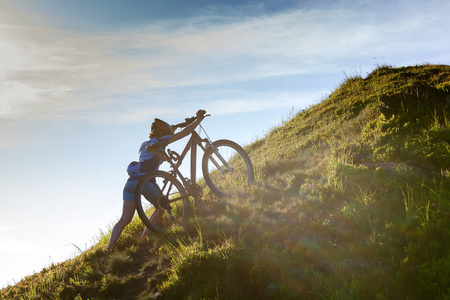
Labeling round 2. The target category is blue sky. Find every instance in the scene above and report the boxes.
[1,0,449,287]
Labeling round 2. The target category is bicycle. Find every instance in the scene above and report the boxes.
[134,112,254,233]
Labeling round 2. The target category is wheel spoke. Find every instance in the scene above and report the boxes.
[202,140,253,197]
[134,170,190,233]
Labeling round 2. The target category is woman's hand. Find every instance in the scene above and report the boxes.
[196,109,206,119]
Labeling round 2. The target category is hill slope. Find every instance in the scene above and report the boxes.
[2,64,450,299]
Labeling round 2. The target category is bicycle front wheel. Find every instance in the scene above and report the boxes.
[202,139,254,197]
[134,170,190,233]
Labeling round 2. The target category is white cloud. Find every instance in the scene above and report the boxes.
[0,0,449,123]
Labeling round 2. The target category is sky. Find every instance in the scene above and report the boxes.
[1,0,449,288]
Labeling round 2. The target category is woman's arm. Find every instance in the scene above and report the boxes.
[168,110,206,144]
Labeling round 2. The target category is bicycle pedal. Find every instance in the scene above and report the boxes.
[158,195,172,211]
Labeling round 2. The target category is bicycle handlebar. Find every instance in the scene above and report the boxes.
[173,112,210,129]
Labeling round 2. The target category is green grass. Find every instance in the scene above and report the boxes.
[2,64,450,299]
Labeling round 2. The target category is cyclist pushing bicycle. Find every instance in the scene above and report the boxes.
[107,109,253,249]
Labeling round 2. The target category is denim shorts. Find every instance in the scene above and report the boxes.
[123,179,160,205]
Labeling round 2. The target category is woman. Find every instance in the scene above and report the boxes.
[107,109,206,249]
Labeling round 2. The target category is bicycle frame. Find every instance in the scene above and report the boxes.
[167,130,206,188]
[162,126,233,194]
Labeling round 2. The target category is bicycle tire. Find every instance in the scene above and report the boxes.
[134,170,190,233]
[202,139,254,197]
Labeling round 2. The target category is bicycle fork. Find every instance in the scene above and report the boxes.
[202,139,234,174]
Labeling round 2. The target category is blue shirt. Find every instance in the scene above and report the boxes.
[127,135,171,179]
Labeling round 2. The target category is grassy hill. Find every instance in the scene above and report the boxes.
[2,64,450,299]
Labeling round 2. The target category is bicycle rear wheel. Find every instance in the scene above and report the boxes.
[134,170,189,233]
[202,139,254,197]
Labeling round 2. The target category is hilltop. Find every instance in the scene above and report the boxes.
[2,64,450,299]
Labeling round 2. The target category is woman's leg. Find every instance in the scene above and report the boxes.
[108,200,136,249]
[140,180,164,238]
[140,208,163,238]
